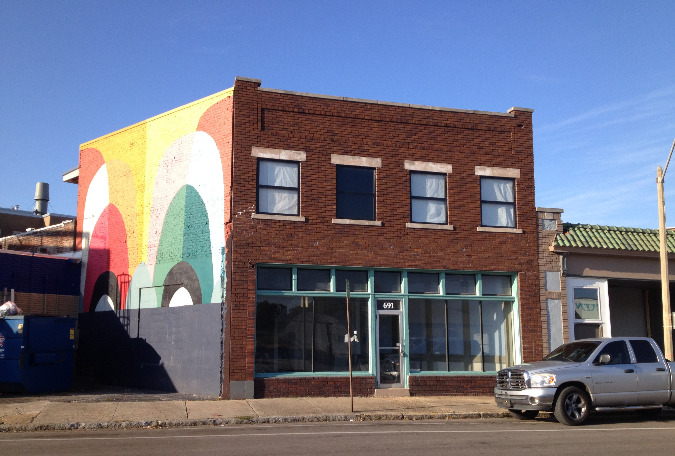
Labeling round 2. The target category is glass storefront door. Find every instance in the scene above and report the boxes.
[377,300,403,388]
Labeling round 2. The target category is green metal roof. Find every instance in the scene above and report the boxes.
[555,223,675,254]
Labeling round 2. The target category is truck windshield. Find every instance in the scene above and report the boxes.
[543,341,601,362]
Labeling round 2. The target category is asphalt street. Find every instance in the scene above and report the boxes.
[2,417,675,456]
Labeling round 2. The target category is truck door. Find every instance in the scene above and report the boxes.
[629,339,671,405]
[591,340,638,406]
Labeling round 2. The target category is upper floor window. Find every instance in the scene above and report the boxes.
[480,177,515,228]
[336,165,375,221]
[257,159,299,216]
[410,172,447,224]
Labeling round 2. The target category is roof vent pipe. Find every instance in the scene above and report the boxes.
[34,182,49,215]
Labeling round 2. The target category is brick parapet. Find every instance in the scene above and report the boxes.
[0,220,76,255]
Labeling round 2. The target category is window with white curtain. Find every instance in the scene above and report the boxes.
[257,159,299,215]
[410,172,447,224]
[480,177,515,228]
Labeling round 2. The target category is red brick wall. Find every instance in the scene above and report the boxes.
[0,220,76,254]
[229,78,541,396]
[255,376,376,398]
[409,375,495,395]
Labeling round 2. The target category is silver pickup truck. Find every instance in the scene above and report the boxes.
[494,337,675,425]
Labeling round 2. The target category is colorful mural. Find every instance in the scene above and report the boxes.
[78,88,233,312]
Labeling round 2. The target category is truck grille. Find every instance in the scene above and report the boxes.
[496,369,527,390]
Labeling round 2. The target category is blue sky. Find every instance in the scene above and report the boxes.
[1,1,674,228]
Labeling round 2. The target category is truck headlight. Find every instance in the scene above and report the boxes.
[529,373,556,388]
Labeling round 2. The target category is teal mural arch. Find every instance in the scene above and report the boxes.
[152,185,214,304]
[127,263,157,309]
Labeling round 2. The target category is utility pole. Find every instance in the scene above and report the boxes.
[346,279,354,413]
[657,138,675,361]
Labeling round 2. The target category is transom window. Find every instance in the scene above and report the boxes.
[445,274,476,295]
[410,172,447,224]
[408,272,439,294]
[480,177,515,228]
[482,275,512,296]
[336,165,375,221]
[257,159,300,216]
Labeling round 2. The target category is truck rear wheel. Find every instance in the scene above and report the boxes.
[554,386,590,425]
[508,409,539,420]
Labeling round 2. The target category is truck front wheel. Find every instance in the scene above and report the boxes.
[554,386,590,425]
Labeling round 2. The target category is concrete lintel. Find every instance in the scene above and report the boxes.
[331,154,382,168]
[252,146,306,162]
[404,160,453,174]
[474,166,520,179]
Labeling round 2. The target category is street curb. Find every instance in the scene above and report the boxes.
[0,411,511,433]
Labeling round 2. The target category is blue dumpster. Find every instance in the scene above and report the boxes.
[0,316,77,393]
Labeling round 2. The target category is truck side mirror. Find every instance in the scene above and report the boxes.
[596,353,611,365]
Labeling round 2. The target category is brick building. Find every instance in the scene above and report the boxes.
[75,77,540,398]
[0,189,79,317]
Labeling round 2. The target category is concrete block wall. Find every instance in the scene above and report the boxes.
[77,304,223,396]
[228,78,540,396]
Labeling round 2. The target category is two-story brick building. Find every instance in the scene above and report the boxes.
[75,77,540,398]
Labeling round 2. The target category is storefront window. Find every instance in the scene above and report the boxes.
[255,296,369,374]
[408,300,447,372]
[409,299,515,373]
[481,300,515,371]
[255,267,518,376]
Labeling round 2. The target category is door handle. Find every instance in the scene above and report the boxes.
[656,367,666,371]
[624,369,635,373]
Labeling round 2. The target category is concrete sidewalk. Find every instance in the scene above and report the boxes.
[0,392,508,432]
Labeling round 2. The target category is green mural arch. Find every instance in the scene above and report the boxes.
[153,185,214,304]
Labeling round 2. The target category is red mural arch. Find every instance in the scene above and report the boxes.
[83,204,130,311]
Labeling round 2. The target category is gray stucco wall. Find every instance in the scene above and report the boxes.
[77,304,224,397]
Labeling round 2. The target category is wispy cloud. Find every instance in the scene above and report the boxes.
[524,73,566,85]
[539,86,675,134]
[535,86,675,228]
